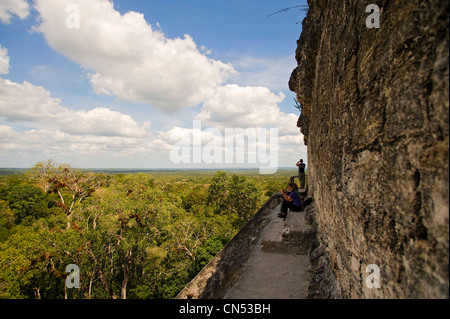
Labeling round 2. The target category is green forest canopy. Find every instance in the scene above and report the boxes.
[0,160,295,299]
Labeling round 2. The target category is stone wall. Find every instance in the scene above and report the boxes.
[289,0,449,298]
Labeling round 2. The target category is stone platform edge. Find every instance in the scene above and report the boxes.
[176,192,283,299]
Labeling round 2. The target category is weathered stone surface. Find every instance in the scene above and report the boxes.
[261,209,315,255]
[176,193,283,299]
[223,203,311,299]
[290,0,449,298]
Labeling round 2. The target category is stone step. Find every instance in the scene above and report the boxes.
[261,204,315,255]
[223,202,312,299]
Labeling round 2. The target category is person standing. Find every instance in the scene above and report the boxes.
[296,159,306,189]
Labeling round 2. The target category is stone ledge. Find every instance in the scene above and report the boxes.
[261,209,315,255]
[176,193,283,299]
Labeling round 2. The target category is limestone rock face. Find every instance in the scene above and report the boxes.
[289,0,449,298]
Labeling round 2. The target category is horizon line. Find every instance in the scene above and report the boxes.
[0,167,299,171]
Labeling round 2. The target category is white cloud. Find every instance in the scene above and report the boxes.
[0,124,15,138]
[0,78,68,123]
[0,125,148,158]
[0,40,155,165]
[68,107,151,137]
[0,45,9,74]
[196,84,298,134]
[0,0,306,169]
[33,0,235,112]
[0,124,177,168]
[278,134,305,151]
[154,115,305,169]
[0,78,150,137]
[0,0,30,24]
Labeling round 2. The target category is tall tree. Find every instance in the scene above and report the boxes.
[28,160,107,229]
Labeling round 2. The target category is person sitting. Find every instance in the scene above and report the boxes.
[278,183,304,220]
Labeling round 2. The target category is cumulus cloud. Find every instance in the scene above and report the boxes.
[0,125,146,161]
[0,124,177,168]
[69,107,150,137]
[0,78,150,137]
[30,0,299,133]
[0,0,30,24]
[33,0,235,112]
[0,0,306,168]
[0,45,9,74]
[196,84,298,134]
[0,124,15,139]
[0,78,68,123]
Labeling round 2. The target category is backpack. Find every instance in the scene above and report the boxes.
[303,197,313,207]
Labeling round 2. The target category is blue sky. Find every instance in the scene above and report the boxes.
[0,0,307,170]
